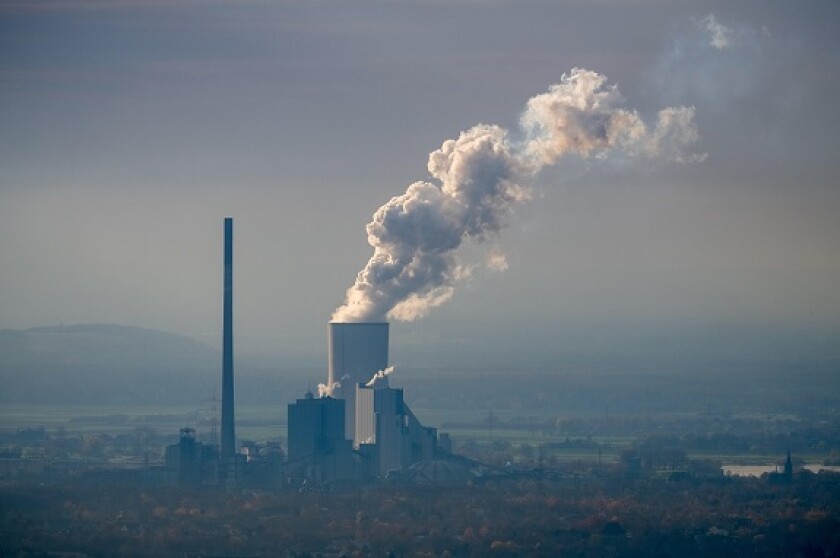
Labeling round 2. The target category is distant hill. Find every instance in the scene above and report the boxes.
[0,324,219,405]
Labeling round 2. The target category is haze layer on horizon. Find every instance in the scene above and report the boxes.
[1,1,839,367]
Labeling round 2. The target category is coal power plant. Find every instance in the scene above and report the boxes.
[162,67,714,488]
[285,321,442,485]
[159,218,451,488]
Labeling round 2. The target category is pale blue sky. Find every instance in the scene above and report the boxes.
[1,0,839,366]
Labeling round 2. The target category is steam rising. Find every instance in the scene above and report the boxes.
[316,382,338,398]
[317,374,348,398]
[317,367,395,397]
[701,13,734,50]
[365,366,394,388]
[333,68,704,323]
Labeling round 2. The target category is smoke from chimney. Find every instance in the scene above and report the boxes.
[332,68,704,323]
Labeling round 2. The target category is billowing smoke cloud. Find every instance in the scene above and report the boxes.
[332,68,704,323]
[520,70,705,165]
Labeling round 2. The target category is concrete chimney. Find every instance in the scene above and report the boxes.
[221,217,235,459]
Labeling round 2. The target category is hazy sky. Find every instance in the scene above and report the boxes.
[2,0,839,366]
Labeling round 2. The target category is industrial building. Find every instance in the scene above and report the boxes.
[327,322,389,442]
[285,321,443,485]
[355,380,438,477]
[164,428,219,486]
[286,393,356,484]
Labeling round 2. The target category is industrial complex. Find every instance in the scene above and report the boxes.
[161,218,451,488]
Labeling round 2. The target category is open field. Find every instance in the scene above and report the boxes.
[0,404,285,443]
[3,402,833,467]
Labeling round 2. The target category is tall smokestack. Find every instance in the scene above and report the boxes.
[327,322,389,443]
[221,217,235,459]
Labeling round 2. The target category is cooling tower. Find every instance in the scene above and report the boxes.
[328,322,389,442]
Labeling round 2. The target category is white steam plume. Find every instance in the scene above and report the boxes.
[700,13,734,50]
[332,68,704,323]
[316,382,339,398]
[365,366,395,388]
[317,374,349,398]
